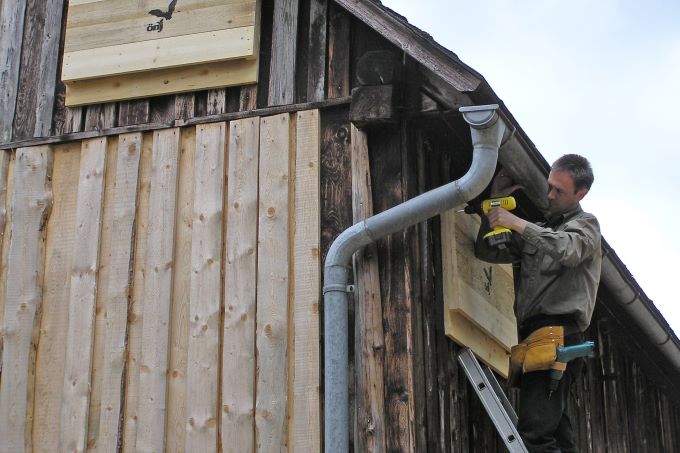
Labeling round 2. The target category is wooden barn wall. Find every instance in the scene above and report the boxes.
[0,110,323,453]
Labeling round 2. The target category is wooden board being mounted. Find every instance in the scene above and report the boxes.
[62,0,261,106]
[441,207,517,377]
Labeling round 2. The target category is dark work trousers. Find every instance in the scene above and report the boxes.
[517,332,585,453]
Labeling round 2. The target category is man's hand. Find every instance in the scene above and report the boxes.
[490,168,523,198]
[487,207,528,234]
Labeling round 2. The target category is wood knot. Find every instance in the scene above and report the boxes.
[264,324,272,336]
[266,207,275,217]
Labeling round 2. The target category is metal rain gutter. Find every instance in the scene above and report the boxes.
[322,104,510,453]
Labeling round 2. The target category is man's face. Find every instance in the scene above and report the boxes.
[547,170,588,216]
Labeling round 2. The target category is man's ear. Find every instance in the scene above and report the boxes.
[576,188,588,202]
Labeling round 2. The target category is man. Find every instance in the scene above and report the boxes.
[475,154,602,452]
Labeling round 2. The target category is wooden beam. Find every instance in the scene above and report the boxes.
[333,0,482,93]
[349,85,396,127]
[268,0,299,106]
[256,113,292,452]
[0,155,15,388]
[59,137,107,453]
[350,124,387,452]
[33,0,66,137]
[184,122,226,452]
[290,110,321,452]
[222,116,260,452]
[0,0,28,142]
[95,133,142,451]
[0,146,53,453]
[326,3,350,99]
[0,97,352,150]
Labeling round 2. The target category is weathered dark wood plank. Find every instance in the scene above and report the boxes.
[369,124,417,452]
[307,0,327,102]
[149,95,176,125]
[0,0,28,142]
[174,94,195,120]
[351,124,387,453]
[117,100,150,127]
[401,121,427,453]
[327,2,350,99]
[255,0,274,109]
[206,89,226,115]
[33,0,66,137]
[319,105,353,451]
[268,0,299,106]
[84,103,117,131]
[12,0,47,141]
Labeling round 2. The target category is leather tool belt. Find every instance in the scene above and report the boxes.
[508,326,564,387]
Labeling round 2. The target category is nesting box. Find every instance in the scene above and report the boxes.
[62,0,261,106]
[441,207,517,376]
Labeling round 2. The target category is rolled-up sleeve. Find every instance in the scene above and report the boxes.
[521,214,601,268]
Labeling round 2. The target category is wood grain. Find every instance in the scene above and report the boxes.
[184,122,226,453]
[59,138,107,453]
[0,146,53,453]
[222,117,260,453]
[255,113,291,452]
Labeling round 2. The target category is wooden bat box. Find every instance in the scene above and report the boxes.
[62,0,261,106]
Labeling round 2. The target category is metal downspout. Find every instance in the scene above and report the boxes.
[322,104,510,453]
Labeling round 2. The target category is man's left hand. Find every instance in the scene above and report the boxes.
[487,207,529,234]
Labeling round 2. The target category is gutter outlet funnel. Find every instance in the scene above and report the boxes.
[323,104,508,453]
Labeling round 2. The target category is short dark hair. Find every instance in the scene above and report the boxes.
[551,154,594,192]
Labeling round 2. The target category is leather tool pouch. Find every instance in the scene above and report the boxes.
[507,326,564,387]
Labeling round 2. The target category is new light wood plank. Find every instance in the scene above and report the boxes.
[66,2,256,52]
[256,113,291,452]
[221,117,259,453]
[0,146,53,453]
[136,128,181,453]
[63,26,256,82]
[445,311,509,376]
[32,144,81,453]
[0,0,28,142]
[59,137,108,453]
[0,150,10,378]
[185,122,226,453]
[0,151,10,250]
[33,0,66,137]
[166,127,196,453]
[122,132,154,452]
[290,110,321,452]
[350,124,387,453]
[95,133,143,451]
[65,58,259,107]
[0,154,15,386]
[87,137,118,451]
[268,0,299,106]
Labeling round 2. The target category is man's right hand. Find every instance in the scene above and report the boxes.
[490,168,522,198]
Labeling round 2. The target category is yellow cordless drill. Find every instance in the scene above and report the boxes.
[463,196,517,249]
[481,196,516,249]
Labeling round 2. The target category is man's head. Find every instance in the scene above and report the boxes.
[547,154,594,216]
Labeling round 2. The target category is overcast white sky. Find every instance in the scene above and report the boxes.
[380,0,680,334]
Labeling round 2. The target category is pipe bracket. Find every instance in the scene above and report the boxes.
[323,284,355,295]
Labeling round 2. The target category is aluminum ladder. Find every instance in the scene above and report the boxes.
[457,348,528,453]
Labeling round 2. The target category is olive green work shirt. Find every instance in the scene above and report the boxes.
[475,205,602,332]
